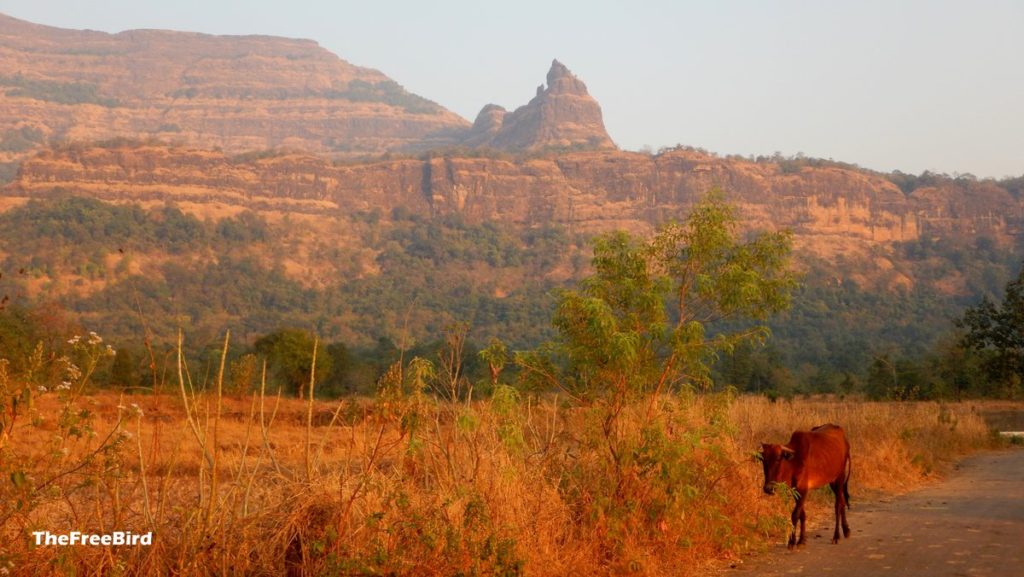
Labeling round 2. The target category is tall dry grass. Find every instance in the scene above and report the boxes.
[0,367,1003,577]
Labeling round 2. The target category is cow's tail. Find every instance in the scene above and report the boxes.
[843,451,852,509]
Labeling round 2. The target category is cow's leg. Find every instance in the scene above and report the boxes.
[788,489,808,548]
[797,506,807,546]
[830,481,842,543]
[840,482,851,538]
[795,484,809,546]
[788,494,801,549]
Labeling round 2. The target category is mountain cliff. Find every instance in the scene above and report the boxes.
[464,60,615,151]
[0,14,619,176]
[0,12,469,169]
[8,142,1020,292]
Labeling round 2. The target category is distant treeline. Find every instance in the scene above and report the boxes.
[0,303,492,398]
[0,194,1021,399]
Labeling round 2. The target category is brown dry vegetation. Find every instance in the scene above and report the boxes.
[0,364,1004,576]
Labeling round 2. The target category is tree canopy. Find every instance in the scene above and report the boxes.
[958,264,1024,397]
[253,328,331,399]
[525,191,796,401]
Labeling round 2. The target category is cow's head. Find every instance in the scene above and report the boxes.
[758,443,795,495]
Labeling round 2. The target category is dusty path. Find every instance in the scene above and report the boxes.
[731,448,1024,577]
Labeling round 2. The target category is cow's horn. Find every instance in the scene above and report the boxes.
[781,446,795,455]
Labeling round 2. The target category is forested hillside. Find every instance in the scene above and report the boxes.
[1,185,1020,397]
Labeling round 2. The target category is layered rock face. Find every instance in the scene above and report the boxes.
[463,60,616,151]
[11,144,1019,265]
[0,12,621,171]
[0,12,469,165]
[462,104,508,148]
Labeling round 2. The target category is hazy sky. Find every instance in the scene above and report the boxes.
[2,1,1021,177]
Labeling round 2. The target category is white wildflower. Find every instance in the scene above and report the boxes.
[60,357,82,381]
[68,336,81,345]
[37,385,47,393]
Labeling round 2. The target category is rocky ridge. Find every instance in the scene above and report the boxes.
[1,14,619,174]
[464,60,615,151]
[0,12,469,167]
[9,143,1020,293]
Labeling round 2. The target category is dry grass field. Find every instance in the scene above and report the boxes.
[0,361,1008,577]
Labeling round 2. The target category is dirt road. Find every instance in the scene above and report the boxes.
[731,448,1024,577]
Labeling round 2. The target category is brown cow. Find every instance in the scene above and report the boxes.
[759,423,852,548]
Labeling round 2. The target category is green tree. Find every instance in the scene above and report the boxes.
[0,305,40,375]
[929,334,986,400]
[479,338,509,391]
[957,264,1024,397]
[321,342,355,396]
[513,192,795,556]
[865,354,927,400]
[228,353,259,397]
[521,191,796,401]
[254,329,332,399]
[109,347,137,389]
